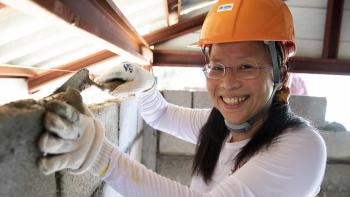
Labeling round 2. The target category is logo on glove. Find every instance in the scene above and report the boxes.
[123,63,134,73]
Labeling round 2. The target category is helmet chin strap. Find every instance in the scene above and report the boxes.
[225,42,282,133]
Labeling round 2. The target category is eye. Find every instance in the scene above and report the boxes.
[209,62,224,71]
[238,63,255,70]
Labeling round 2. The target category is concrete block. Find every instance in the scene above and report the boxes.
[90,101,119,145]
[320,131,350,160]
[130,133,143,162]
[163,90,192,107]
[319,164,350,197]
[157,155,194,186]
[159,133,196,156]
[119,97,140,153]
[193,91,212,109]
[141,123,158,171]
[0,100,56,197]
[289,95,327,128]
[60,172,102,197]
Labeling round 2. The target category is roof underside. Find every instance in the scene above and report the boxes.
[0,0,349,93]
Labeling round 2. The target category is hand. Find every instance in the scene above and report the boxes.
[38,100,112,175]
[95,62,155,98]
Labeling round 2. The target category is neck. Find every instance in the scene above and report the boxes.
[228,118,265,143]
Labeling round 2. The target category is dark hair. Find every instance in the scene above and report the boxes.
[192,99,310,183]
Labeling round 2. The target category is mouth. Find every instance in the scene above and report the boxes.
[221,95,249,106]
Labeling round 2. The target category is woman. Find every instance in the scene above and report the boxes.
[38,0,326,196]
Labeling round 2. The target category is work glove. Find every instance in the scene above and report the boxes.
[38,100,114,176]
[95,62,155,98]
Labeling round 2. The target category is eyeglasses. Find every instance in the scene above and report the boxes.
[202,61,272,80]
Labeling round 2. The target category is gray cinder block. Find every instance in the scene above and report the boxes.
[289,95,327,128]
[159,133,196,156]
[157,155,194,186]
[119,97,140,153]
[141,123,158,171]
[319,164,350,197]
[193,91,212,109]
[163,90,192,107]
[320,131,350,161]
[0,100,56,197]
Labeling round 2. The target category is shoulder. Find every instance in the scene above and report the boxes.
[266,127,327,176]
[276,127,326,154]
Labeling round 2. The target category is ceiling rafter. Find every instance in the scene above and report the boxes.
[164,0,181,26]
[153,50,350,75]
[322,0,344,58]
[1,0,152,65]
[0,2,5,9]
[0,65,38,78]
[144,13,206,45]
[28,50,117,93]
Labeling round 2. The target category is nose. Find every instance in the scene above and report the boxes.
[221,67,242,89]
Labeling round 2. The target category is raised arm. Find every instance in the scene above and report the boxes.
[138,85,210,144]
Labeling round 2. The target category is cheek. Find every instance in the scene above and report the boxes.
[206,80,218,102]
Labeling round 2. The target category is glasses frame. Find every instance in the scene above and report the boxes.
[202,61,273,80]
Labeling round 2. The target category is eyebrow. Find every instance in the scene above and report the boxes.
[210,57,257,62]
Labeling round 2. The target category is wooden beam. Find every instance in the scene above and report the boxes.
[164,0,181,26]
[1,0,151,65]
[153,49,205,67]
[288,57,350,75]
[0,65,38,78]
[144,13,206,45]
[322,0,344,58]
[28,50,117,93]
[153,50,350,75]
[0,3,6,9]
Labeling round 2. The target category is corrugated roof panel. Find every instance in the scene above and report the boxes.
[11,35,99,68]
[155,32,201,51]
[285,0,327,8]
[180,0,216,20]
[0,26,72,64]
[38,45,104,69]
[0,8,48,46]
[110,0,167,35]
[0,5,104,73]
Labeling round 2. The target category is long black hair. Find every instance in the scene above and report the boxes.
[192,98,310,183]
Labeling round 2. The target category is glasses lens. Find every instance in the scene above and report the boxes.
[236,62,260,79]
[204,62,225,79]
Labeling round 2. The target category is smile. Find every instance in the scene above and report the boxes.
[222,96,248,105]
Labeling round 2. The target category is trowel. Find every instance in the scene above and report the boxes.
[53,68,124,94]
[41,68,124,113]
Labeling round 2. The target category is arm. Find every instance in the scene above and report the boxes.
[138,85,211,144]
[102,127,326,197]
[95,62,211,144]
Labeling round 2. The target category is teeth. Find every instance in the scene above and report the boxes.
[223,96,247,105]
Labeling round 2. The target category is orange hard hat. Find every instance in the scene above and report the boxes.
[197,0,296,61]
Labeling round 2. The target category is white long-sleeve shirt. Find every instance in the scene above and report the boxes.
[102,86,327,197]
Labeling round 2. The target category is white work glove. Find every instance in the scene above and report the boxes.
[95,62,155,98]
[38,100,114,176]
